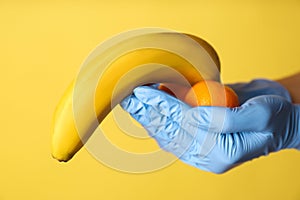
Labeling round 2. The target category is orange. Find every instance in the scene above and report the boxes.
[184,80,239,107]
[158,83,190,101]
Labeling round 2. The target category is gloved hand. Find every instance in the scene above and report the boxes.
[226,79,292,104]
[121,79,300,174]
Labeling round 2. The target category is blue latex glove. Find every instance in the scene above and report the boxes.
[227,79,292,104]
[121,79,300,174]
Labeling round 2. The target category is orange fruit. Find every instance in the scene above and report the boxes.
[184,80,239,107]
[158,83,190,101]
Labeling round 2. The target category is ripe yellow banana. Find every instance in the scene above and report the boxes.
[51,30,221,162]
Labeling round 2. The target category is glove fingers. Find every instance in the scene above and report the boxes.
[151,121,213,165]
[121,94,165,127]
[121,95,146,124]
[152,127,195,157]
[133,86,191,121]
[121,86,199,156]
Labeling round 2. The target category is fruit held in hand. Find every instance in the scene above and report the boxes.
[158,83,190,101]
[184,80,239,107]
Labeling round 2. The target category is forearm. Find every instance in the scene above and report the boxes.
[276,72,300,104]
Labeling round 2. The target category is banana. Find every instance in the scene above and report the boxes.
[51,30,221,162]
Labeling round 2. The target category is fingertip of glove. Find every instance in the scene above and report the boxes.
[120,95,131,110]
[130,113,150,126]
[120,95,144,114]
[121,86,155,111]
[133,86,171,114]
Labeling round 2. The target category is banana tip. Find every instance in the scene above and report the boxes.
[51,153,73,162]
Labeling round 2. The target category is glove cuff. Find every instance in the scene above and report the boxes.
[293,105,300,150]
[286,105,300,150]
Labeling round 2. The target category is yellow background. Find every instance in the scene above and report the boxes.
[1,0,300,199]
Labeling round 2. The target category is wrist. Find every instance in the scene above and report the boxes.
[268,79,292,102]
[276,72,300,104]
